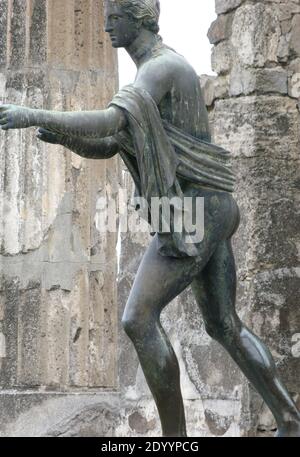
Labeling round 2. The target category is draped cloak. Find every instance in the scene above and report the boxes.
[109,85,236,258]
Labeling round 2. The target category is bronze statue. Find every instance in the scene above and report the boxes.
[0,0,299,438]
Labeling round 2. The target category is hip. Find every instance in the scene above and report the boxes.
[180,181,240,239]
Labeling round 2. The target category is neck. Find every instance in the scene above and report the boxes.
[125,29,162,67]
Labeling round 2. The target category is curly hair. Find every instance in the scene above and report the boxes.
[113,0,161,34]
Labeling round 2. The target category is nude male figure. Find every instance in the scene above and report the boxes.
[0,0,299,437]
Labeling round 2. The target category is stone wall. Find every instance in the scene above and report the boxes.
[0,0,120,436]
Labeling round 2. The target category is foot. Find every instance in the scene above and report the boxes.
[275,420,300,437]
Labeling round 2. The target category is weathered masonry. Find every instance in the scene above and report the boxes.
[0,0,120,436]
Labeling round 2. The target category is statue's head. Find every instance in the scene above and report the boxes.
[104,0,160,48]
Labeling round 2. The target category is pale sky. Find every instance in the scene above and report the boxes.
[118,0,217,87]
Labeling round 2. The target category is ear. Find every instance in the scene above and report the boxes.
[136,18,143,29]
[128,15,143,31]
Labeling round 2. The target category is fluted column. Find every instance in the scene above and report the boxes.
[0,0,120,436]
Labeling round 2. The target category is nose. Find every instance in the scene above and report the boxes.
[104,18,113,33]
[105,24,113,33]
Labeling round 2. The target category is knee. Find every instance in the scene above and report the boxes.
[205,315,240,344]
[121,314,140,339]
[121,309,153,340]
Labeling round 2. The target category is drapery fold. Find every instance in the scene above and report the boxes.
[109,85,236,257]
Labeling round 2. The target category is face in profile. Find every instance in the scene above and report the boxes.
[104,1,141,48]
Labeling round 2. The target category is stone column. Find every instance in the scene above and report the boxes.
[201,0,300,436]
[0,0,120,436]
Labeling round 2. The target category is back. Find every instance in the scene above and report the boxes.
[156,46,211,142]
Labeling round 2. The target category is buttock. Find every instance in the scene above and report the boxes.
[182,184,240,240]
[226,195,240,238]
[154,185,240,258]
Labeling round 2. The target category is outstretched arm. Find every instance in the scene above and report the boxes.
[0,55,174,137]
[37,128,119,159]
[0,104,126,139]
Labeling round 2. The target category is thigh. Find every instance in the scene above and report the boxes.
[123,234,198,321]
[124,192,240,322]
[191,239,237,326]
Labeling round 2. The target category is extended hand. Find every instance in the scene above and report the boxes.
[36,128,65,145]
[0,104,34,130]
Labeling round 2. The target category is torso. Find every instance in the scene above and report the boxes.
[122,41,239,253]
[136,43,211,142]
[132,41,234,197]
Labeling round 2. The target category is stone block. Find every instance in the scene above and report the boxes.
[208,13,234,45]
[214,75,229,100]
[289,73,300,98]
[201,74,229,106]
[231,3,281,68]
[229,68,288,96]
[277,35,290,63]
[288,57,300,74]
[281,19,292,35]
[211,41,232,74]
[290,14,300,57]
[215,0,243,15]
[213,96,299,161]
[200,75,217,106]
[0,392,120,437]
[278,2,300,21]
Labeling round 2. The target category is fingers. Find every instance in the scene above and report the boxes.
[0,115,12,130]
[36,134,47,142]
[36,127,54,138]
[36,128,48,140]
[37,127,51,134]
[36,131,49,142]
[36,128,46,138]
[1,125,10,131]
[0,106,11,130]
[36,127,60,144]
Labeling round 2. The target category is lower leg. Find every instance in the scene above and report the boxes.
[123,318,187,437]
[215,316,300,434]
[193,239,300,436]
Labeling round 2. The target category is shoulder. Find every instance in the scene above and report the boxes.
[134,47,194,104]
[138,47,192,79]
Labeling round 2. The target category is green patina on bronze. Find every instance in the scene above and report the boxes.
[0,0,300,438]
